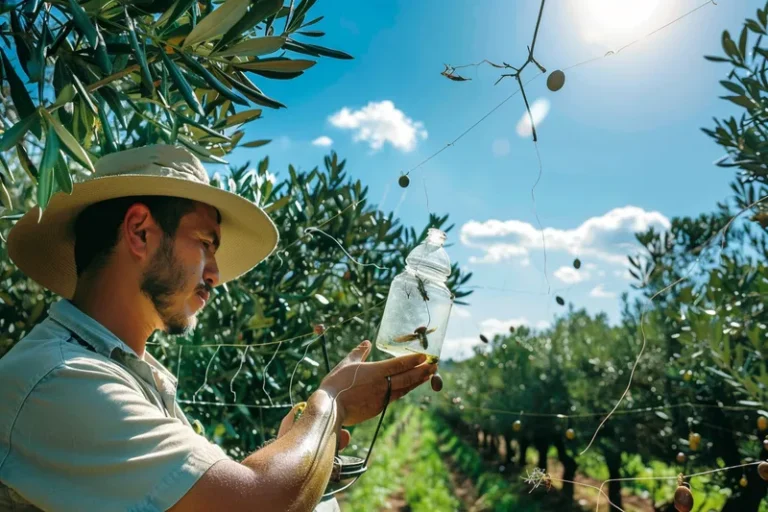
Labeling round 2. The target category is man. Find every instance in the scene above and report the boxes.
[0,145,437,511]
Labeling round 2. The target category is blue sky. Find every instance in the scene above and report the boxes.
[227,0,761,360]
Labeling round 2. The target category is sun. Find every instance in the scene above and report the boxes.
[575,0,664,45]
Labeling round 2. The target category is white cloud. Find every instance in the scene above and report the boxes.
[554,266,589,284]
[328,100,427,152]
[468,244,528,264]
[613,269,634,281]
[480,317,530,337]
[441,336,485,361]
[492,137,511,157]
[312,136,333,147]
[590,285,617,299]
[461,206,669,266]
[536,320,551,330]
[516,98,550,138]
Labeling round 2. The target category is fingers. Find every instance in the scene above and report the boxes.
[339,429,351,451]
[389,361,438,391]
[369,352,427,377]
[388,378,428,403]
[343,340,372,365]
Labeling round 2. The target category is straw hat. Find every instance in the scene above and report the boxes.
[7,144,279,299]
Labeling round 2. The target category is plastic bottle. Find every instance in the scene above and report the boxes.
[375,228,453,362]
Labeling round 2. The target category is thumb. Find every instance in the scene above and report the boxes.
[346,340,372,364]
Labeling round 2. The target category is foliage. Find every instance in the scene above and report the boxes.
[0,0,351,213]
[340,406,460,512]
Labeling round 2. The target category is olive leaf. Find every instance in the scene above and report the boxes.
[212,36,286,58]
[125,11,155,96]
[9,10,32,77]
[97,97,118,154]
[214,109,262,128]
[283,39,353,60]
[216,0,283,50]
[183,0,250,47]
[92,24,113,75]
[0,178,11,211]
[235,58,316,73]
[242,139,271,148]
[160,50,205,116]
[71,74,98,115]
[1,49,40,136]
[158,0,197,30]
[54,152,73,194]
[52,84,77,108]
[16,144,38,183]
[0,110,41,152]
[176,52,249,106]
[68,0,97,47]
[37,125,60,209]
[41,109,95,173]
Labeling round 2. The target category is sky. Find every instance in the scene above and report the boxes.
[224,0,762,360]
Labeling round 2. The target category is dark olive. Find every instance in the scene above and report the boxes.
[431,374,443,392]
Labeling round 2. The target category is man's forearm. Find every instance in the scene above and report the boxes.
[240,389,343,511]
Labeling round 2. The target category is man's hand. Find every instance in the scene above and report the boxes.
[277,402,351,450]
[319,340,438,426]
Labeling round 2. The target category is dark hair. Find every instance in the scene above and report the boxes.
[73,196,199,276]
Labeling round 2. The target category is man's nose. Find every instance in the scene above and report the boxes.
[204,257,220,288]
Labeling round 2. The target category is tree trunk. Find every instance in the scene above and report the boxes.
[554,437,577,509]
[534,438,550,470]
[721,471,767,512]
[715,408,767,512]
[604,450,623,511]
[505,434,516,465]
[518,438,530,467]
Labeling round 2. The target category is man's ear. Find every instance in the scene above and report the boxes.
[122,203,160,260]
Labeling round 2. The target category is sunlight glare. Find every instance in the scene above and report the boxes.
[576,0,664,45]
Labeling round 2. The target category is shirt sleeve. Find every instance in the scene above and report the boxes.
[1,357,230,512]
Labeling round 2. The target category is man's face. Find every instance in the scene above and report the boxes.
[140,203,221,335]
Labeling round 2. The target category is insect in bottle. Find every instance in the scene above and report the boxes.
[393,325,437,350]
[416,276,430,302]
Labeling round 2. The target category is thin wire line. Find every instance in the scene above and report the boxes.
[178,399,294,409]
[192,345,221,404]
[304,227,390,271]
[262,337,286,406]
[448,400,766,420]
[230,345,250,403]
[531,142,550,294]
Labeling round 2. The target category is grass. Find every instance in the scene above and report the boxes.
[337,404,459,512]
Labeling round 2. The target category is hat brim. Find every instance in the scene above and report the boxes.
[7,174,279,299]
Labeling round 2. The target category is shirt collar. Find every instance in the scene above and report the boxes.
[48,299,140,360]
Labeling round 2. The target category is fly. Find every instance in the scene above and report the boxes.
[393,325,437,350]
